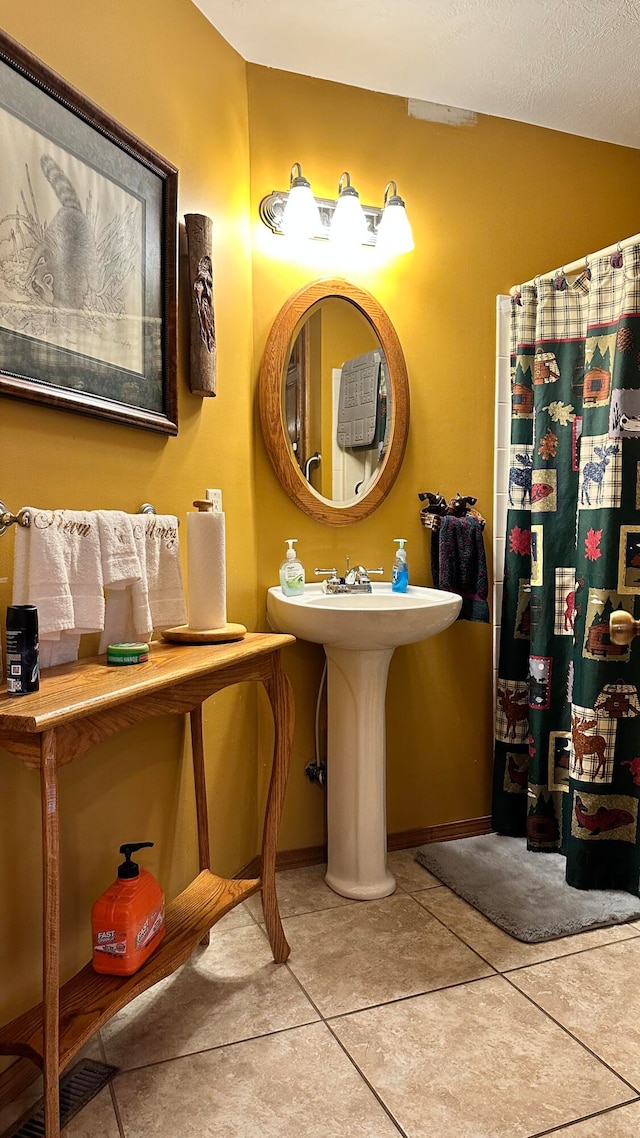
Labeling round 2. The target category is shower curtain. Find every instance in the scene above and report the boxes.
[492,246,640,895]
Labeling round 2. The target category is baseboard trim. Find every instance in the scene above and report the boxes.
[237,844,327,879]
[387,816,493,850]
[237,817,493,878]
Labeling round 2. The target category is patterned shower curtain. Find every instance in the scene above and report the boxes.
[492,247,640,895]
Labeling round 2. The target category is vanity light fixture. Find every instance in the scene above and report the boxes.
[329,172,369,247]
[280,162,322,239]
[259,165,414,254]
[375,181,415,255]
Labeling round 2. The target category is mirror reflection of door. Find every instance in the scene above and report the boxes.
[284,320,309,469]
[285,315,323,490]
[286,299,387,503]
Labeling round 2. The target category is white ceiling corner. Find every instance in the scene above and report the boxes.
[194,0,640,148]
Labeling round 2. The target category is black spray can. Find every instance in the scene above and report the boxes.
[5,605,39,696]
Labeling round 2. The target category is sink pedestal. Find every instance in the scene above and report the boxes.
[266,582,462,903]
[324,645,396,899]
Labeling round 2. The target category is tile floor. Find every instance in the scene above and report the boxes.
[3,849,640,1136]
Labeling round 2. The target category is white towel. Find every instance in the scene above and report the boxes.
[140,514,187,632]
[40,634,82,668]
[13,509,74,635]
[13,508,104,666]
[98,513,153,652]
[97,510,141,590]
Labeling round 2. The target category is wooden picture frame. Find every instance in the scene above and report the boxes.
[0,30,178,434]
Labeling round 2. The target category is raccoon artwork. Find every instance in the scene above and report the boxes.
[26,154,98,311]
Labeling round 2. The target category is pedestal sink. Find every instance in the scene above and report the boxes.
[266,582,461,899]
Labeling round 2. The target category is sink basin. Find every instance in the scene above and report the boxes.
[267,581,461,901]
[267,582,461,651]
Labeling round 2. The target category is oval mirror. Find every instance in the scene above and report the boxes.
[259,279,409,525]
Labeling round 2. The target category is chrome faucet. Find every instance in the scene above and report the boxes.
[315,557,384,594]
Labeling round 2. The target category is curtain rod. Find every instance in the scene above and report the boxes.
[509,230,640,295]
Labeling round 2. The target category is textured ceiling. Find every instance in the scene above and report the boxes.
[195,0,640,148]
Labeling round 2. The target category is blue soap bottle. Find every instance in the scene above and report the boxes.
[391,539,409,593]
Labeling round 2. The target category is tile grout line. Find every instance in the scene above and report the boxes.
[405,890,502,975]
[96,1029,126,1138]
[498,926,640,974]
[323,1019,410,1138]
[102,1018,322,1077]
[258,887,507,1021]
[525,1095,640,1138]
[500,969,640,1096]
[280,936,410,1137]
[108,1079,127,1138]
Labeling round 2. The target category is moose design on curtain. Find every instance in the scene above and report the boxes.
[492,247,640,895]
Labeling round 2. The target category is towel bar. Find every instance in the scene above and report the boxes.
[418,491,486,531]
[0,501,160,539]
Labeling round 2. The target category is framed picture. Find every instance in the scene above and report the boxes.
[0,30,178,434]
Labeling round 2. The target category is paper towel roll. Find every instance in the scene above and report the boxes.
[187,510,227,630]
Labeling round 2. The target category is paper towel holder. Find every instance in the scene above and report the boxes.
[162,499,247,645]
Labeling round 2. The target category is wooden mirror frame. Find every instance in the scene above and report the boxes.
[259,279,410,526]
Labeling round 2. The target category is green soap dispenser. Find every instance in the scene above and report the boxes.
[392,538,409,593]
[279,539,305,596]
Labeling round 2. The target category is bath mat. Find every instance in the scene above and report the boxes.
[415,834,640,942]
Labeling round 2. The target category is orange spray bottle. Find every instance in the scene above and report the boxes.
[91,842,165,975]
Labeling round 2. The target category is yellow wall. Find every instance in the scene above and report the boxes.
[0,0,256,1028]
[3,0,640,1043]
[248,65,640,850]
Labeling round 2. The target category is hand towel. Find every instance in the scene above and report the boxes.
[13,508,105,665]
[12,509,74,635]
[97,510,142,591]
[141,513,187,632]
[431,515,490,623]
[98,512,153,652]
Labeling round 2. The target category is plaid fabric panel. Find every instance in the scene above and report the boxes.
[508,443,534,508]
[495,679,529,744]
[570,704,617,784]
[587,247,640,328]
[512,285,537,349]
[535,276,588,342]
[578,433,622,510]
[554,568,577,635]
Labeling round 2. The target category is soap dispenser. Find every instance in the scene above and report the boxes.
[91,842,165,976]
[392,538,409,593]
[279,539,305,596]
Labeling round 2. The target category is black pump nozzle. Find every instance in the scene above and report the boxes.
[118,842,154,879]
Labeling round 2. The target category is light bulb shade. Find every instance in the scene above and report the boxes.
[330,190,369,246]
[281,182,322,239]
[376,199,414,255]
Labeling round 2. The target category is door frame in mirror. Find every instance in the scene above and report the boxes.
[259,278,410,526]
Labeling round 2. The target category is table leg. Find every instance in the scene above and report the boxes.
[40,731,60,1138]
[260,654,294,963]
[190,705,211,946]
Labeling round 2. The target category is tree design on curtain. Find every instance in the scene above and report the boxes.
[492,250,640,895]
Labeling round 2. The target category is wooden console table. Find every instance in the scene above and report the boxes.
[0,633,294,1137]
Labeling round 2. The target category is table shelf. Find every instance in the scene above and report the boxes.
[0,870,260,1072]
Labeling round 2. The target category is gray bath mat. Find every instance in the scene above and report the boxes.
[415,834,640,942]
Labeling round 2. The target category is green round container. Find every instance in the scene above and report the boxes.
[107,642,149,666]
